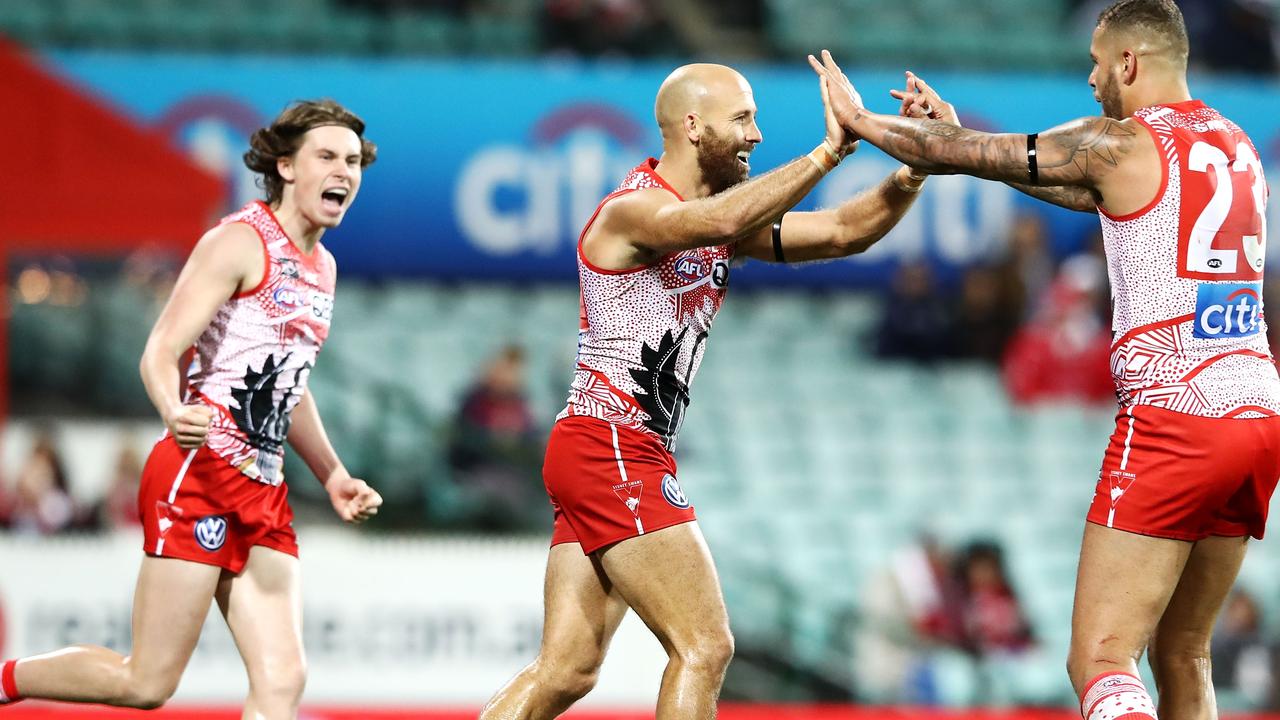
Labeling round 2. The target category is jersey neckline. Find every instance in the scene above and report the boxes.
[254,200,326,269]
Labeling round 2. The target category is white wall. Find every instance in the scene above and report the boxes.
[0,530,667,704]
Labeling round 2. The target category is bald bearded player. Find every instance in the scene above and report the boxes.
[478,64,939,719]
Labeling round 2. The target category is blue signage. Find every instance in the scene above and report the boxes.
[44,52,1280,288]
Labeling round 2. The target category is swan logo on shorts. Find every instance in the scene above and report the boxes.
[194,515,228,552]
[1108,471,1137,506]
[661,474,689,509]
[1194,283,1262,338]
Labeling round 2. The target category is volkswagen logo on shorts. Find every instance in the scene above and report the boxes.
[661,474,690,509]
[194,515,228,552]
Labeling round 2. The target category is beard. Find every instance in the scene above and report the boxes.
[1097,74,1123,119]
[696,126,749,194]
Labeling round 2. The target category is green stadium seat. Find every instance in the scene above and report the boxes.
[0,0,54,45]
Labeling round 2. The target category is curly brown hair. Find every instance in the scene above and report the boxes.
[243,99,378,205]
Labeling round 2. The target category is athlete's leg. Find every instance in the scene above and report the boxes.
[480,543,630,720]
[216,545,307,720]
[1069,523,1192,719]
[1147,535,1247,720]
[597,522,733,720]
[10,555,220,708]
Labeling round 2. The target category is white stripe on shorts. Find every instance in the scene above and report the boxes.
[610,424,643,535]
[1109,407,1138,528]
[1119,407,1137,471]
[155,448,198,555]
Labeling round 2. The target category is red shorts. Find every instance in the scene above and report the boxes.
[1087,405,1280,541]
[544,416,696,554]
[140,436,298,573]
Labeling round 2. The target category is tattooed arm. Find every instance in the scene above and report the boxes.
[1005,183,1100,213]
[844,114,1138,189]
[808,50,1142,192]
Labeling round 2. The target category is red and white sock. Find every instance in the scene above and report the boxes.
[0,659,22,704]
[1081,671,1157,720]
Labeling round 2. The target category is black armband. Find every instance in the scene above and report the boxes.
[772,219,786,263]
[1027,133,1039,185]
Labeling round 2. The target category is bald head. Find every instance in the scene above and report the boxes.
[655,63,754,139]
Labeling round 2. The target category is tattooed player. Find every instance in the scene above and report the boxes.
[811,2,1279,720]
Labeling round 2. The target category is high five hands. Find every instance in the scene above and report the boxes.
[808,49,961,129]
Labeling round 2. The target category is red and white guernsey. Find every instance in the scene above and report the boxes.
[183,201,337,485]
[1104,100,1279,418]
[558,159,733,450]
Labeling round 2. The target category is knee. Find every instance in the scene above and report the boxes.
[1148,633,1211,680]
[121,674,179,710]
[677,626,735,677]
[534,651,605,703]
[252,656,308,703]
[1066,634,1143,685]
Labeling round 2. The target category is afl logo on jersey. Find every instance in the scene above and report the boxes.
[661,474,690,509]
[194,515,228,552]
[273,287,303,309]
[1195,283,1262,339]
[675,256,707,282]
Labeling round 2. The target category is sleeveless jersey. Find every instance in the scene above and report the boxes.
[557,159,733,450]
[1103,100,1280,418]
[183,201,337,485]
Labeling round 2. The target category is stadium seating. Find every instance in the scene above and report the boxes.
[1,0,1088,70]
[766,0,1087,72]
[15,278,1280,704]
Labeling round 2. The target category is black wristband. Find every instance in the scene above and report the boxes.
[1027,133,1039,185]
[772,219,786,263]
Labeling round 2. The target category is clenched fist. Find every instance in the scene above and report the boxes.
[168,404,214,449]
[327,475,383,524]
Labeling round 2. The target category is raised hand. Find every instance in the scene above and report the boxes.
[168,404,214,449]
[328,475,383,524]
[808,49,863,132]
[889,71,961,127]
[819,70,860,159]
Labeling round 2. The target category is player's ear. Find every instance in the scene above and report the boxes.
[685,113,702,143]
[1122,49,1139,85]
[277,155,296,184]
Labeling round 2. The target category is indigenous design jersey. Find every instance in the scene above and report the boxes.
[183,201,337,485]
[1103,100,1280,418]
[558,159,732,450]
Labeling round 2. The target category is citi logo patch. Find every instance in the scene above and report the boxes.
[661,474,690,509]
[1194,283,1262,339]
[194,515,228,552]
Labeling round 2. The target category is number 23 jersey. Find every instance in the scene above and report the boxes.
[1105,100,1280,418]
[558,159,733,451]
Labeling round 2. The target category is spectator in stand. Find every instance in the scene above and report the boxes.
[1212,590,1274,708]
[1001,259,1113,406]
[87,443,144,531]
[955,541,1034,657]
[954,265,1019,363]
[446,344,546,531]
[997,212,1056,324]
[853,534,967,703]
[875,260,955,363]
[541,0,676,57]
[0,432,81,535]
